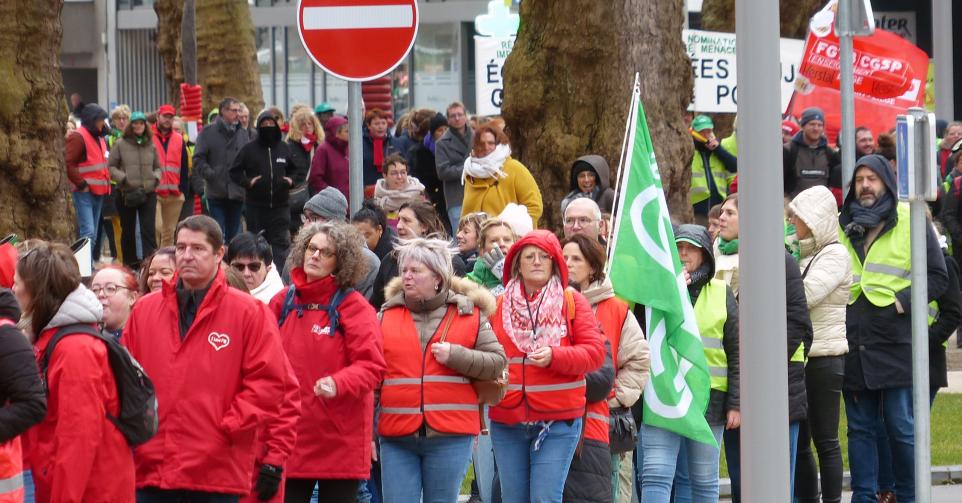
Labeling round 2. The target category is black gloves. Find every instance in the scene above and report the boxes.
[255,463,283,501]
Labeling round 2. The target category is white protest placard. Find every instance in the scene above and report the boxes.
[474,36,514,116]
[684,29,804,113]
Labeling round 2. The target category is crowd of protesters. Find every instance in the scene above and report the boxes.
[0,96,957,503]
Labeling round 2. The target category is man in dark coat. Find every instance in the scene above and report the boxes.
[229,112,297,271]
[838,154,948,503]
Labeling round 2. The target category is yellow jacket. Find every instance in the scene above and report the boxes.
[462,157,543,225]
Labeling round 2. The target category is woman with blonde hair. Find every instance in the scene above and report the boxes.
[287,108,325,237]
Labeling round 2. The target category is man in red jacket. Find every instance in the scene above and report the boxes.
[123,215,291,502]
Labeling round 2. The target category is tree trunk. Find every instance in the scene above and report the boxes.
[696,0,825,138]
[0,0,73,241]
[155,0,263,114]
[502,0,694,227]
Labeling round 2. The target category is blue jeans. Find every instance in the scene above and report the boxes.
[72,191,105,245]
[641,423,723,503]
[447,206,462,233]
[489,419,582,503]
[23,469,34,503]
[207,198,244,243]
[723,422,800,503]
[474,431,498,503]
[845,387,915,503]
[669,424,725,503]
[379,434,474,503]
[634,421,645,498]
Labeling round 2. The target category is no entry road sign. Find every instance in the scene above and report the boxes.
[297,0,419,82]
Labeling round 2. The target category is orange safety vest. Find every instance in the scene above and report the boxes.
[0,319,24,503]
[584,298,629,444]
[378,305,482,437]
[153,131,184,197]
[77,127,111,195]
[493,289,587,416]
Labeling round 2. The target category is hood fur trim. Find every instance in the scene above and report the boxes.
[383,276,497,316]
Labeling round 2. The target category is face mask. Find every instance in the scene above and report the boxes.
[258,125,281,144]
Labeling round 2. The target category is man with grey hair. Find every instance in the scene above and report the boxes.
[298,187,380,301]
[563,197,603,243]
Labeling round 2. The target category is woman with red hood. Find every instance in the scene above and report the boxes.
[488,230,606,503]
[308,116,350,202]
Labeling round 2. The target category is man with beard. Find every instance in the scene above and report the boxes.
[230,112,297,271]
[838,154,948,503]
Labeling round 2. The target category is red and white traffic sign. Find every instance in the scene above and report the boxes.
[297,0,419,82]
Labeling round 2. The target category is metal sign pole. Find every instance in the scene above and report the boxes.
[737,0,790,500]
[838,0,856,190]
[348,81,364,215]
[907,107,932,503]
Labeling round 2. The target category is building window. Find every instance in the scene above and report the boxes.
[256,27,272,106]
[413,22,461,113]
[286,27,311,112]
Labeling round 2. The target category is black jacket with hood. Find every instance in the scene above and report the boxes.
[783,132,842,198]
[930,252,961,390]
[839,154,948,391]
[229,112,299,208]
[0,289,47,443]
[784,249,814,423]
[561,155,617,215]
[563,340,615,503]
[675,224,741,425]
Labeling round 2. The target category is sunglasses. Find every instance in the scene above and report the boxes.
[231,261,263,273]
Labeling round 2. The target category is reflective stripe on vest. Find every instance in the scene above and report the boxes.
[791,342,806,364]
[928,301,950,348]
[378,306,481,436]
[491,290,587,415]
[584,297,630,443]
[689,153,729,205]
[693,278,729,392]
[839,204,912,307]
[0,437,24,502]
[77,128,111,195]
[153,132,184,197]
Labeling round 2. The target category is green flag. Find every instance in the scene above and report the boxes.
[607,87,715,445]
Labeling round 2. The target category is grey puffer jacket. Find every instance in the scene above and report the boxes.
[788,185,851,357]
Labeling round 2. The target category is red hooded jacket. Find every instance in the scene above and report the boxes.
[123,269,290,494]
[268,269,385,480]
[26,286,135,503]
[488,230,606,425]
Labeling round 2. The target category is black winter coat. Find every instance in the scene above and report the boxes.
[408,143,447,219]
[229,139,298,208]
[285,138,315,192]
[930,253,961,389]
[192,119,252,201]
[563,341,615,503]
[785,251,814,423]
[0,289,46,443]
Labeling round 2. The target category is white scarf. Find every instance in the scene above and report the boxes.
[462,144,511,184]
[373,177,426,212]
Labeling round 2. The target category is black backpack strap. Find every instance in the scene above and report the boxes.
[325,288,354,335]
[278,287,355,335]
[41,324,105,372]
[277,286,298,327]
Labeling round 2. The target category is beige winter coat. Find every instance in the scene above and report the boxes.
[582,279,650,409]
[381,276,506,381]
[789,186,851,357]
[108,135,161,193]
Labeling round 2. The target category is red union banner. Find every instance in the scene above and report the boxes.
[791,3,928,142]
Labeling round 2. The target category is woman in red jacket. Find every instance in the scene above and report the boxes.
[13,241,135,503]
[270,221,386,503]
[488,230,606,503]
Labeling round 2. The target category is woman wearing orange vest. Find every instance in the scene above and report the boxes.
[561,235,650,503]
[378,237,506,503]
[0,253,47,503]
[488,230,606,503]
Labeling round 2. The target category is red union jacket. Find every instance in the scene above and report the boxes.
[268,269,386,480]
[123,269,290,495]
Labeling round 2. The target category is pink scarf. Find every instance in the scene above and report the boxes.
[500,275,567,354]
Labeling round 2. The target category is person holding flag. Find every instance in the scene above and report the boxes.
[634,224,740,502]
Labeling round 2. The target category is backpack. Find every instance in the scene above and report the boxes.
[277,286,354,336]
[40,324,159,446]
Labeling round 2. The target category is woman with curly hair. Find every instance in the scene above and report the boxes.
[271,222,387,503]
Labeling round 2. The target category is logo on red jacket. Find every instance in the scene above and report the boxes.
[208,332,231,351]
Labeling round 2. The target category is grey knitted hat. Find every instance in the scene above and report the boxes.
[303,187,348,221]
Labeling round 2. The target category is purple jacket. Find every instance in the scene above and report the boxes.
[308,116,349,199]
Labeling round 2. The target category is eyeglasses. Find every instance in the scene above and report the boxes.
[302,212,328,224]
[387,169,408,177]
[91,284,129,296]
[564,216,598,227]
[231,261,263,273]
[306,244,336,259]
